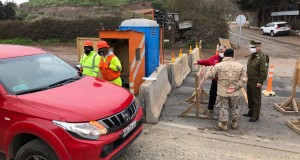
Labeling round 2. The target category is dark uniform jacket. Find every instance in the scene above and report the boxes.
[247,51,268,84]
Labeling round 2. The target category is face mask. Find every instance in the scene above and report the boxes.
[84,49,91,55]
[250,48,256,53]
[98,48,108,56]
[98,50,104,56]
[219,53,224,58]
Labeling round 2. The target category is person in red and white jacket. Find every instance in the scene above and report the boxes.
[194,45,226,113]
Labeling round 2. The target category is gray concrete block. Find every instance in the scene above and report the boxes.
[167,54,191,88]
[188,48,200,72]
[138,65,171,124]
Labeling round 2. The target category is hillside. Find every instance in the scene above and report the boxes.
[25,0,148,7]
[19,1,152,20]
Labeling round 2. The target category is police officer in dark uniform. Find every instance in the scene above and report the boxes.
[243,40,268,122]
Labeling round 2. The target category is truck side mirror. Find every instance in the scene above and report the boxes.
[75,64,81,71]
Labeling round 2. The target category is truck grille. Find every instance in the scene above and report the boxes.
[98,100,139,133]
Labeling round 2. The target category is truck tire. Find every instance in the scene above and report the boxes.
[15,139,58,160]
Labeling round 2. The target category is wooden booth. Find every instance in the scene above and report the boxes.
[99,30,145,95]
[77,37,100,61]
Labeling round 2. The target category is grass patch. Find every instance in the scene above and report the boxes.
[0,38,33,45]
[0,38,64,45]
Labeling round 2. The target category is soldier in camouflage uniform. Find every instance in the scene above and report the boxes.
[243,40,268,122]
[207,49,247,130]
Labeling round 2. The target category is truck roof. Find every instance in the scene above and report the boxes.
[0,44,45,59]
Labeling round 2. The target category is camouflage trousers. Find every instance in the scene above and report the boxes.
[215,96,240,122]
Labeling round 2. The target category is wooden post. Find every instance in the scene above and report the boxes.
[160,27,164,64]
[241,87,248,104]
[199,40,205,60]
[274,58,300,115]
[180,66,215,119]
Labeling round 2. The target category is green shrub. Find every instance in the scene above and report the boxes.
[0,17,124,42]
[0,38,62,45]
[180,16,229,48]
[0,38,32,44]
[163,41,171,49]
[184,41,195,50]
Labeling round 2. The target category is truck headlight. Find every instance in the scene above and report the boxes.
[53,120,107,140]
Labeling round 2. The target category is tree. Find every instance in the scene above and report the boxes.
[0,1,4,20]
[236,0,299,25]
[152,0,230,46]
[0,2,17,20]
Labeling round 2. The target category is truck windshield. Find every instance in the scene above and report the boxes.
[0,53,79,95]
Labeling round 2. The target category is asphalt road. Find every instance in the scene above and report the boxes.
[229,25,300,58]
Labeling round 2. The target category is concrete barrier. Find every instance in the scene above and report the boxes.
[188,48,200,72]
[167,54,191,88]
[138,65,171,124]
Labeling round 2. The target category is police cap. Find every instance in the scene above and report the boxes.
[250,40,262,45]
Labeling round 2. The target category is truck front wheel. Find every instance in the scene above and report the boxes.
[15,139,58,160]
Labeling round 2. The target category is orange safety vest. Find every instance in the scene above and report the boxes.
[99,54,121,81]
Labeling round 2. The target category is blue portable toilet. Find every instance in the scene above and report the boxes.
[120,19,160,77]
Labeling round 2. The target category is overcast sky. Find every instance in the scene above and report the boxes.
[1,0,29,4]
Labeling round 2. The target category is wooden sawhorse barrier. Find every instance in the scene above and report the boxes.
[274,58,300,115]
[286,119,300,134]
[178,66,215,119]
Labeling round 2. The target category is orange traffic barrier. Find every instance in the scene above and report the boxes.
[171,52,175,63]
[189,46,193,54]
[267,66,275,92]
[179,48,183,58]
[262,65,276,96]
[215,44,219,55]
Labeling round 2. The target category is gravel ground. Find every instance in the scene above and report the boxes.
[119,123,300,160]
[119,26,300,160]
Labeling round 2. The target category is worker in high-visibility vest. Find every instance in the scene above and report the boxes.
[97,40,122,86]
[79,40,101,77]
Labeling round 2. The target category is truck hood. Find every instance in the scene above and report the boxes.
[17,76,134,122]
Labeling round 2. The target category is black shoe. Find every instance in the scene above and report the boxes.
[249,118,258,122]
[243,113,252,117]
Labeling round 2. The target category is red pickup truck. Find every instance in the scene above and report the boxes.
[0,45,143,160]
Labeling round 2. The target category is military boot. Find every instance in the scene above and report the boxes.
[232,120,238,129]
[218,121,228,131]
